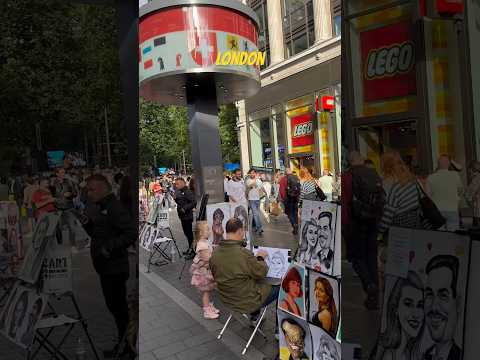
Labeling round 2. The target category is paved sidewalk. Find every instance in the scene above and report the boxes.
[139,209,298,360]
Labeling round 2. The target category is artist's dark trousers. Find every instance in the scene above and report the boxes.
[100,273,129,343]
[180,219,194,249]
[350,218,379,295]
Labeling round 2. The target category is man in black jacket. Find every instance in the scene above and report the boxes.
[174,178,196,259]
[85,174,136,358]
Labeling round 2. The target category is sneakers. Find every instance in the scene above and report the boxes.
[209,303,220,314]
[203,306,219,319]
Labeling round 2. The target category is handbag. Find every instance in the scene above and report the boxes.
[315,184,327,201]
[416,180,446,230]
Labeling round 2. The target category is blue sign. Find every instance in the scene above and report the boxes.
[47,151,65,168]
[224,163,240,172]
[158,167,168,174]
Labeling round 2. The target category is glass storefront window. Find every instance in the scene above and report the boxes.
[249,117,273,169]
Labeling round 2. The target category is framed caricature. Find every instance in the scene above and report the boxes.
[279,264,307,320]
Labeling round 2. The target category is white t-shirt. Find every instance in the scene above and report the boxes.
[427,169,463,212]
[245,178,263,201]
[319,175,334,194]
[227,179,246,202]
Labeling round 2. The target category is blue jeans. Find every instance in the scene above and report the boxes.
[251,285,280,315]
[249,200,263,232]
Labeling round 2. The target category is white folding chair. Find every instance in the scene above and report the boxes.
[217,305,269,356]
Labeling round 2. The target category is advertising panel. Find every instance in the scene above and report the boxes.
[291,113,315,154]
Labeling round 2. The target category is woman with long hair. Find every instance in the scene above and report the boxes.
[299,167,325,205]
[379,151,423,234]
[298,218,320,267]
[370,271,425,360]
[312,277,337,337]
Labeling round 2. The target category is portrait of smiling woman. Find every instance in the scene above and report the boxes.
[311,277,338,337]
[370,271,425,360]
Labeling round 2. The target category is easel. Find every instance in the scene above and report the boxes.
[27,291,100,360]
[145,226,181,273]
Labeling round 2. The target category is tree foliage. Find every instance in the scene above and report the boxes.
[0,0,123,167]
[140,100,240,170]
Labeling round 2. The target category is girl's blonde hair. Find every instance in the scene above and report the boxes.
[381,151,415,185]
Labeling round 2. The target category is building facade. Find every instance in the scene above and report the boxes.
[237,0,341,177]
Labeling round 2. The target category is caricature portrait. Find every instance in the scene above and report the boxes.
[423,255,462,360]
[299,201,337,274]
[371,271,425,360]
[253,247,290,279]
[211,208,225,246]
[233,204,249,248]
[309,275,339,338]
[0,286,18,331]
[8,291,28,339]
[278,314,313,360]
[141,225,151,249]
[279,266,306,318]
[20,297,44,348]
[314,332,341,360]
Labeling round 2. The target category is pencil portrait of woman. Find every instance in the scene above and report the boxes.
[370,271,425,360]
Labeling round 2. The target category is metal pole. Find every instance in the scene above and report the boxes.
[104,104,112,167]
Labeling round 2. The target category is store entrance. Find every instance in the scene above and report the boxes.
[289,154,316,177]
[355,120,418,171]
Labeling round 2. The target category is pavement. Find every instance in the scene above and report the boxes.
[138,206,298,360]
[0,221,137,359]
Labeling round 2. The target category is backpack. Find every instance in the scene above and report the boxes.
[286,175,301,198]
[351,166,385,220]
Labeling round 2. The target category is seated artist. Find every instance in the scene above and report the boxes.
[210,218,280,322]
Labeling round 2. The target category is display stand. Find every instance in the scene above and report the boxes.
[27,291,100,360]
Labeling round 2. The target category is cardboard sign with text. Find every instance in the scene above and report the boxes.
[361,21,416,102]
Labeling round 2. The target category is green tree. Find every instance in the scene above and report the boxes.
[219,104,240,163]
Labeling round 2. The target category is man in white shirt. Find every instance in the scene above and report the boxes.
[245,169,264,235]
[427,155,463,231]
[318,169,334,201]
[227,169,246,203]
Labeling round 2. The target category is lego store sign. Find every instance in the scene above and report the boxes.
[361,21,416,102]
[291,113,315,153]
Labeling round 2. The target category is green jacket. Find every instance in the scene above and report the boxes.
[209,240,272,314]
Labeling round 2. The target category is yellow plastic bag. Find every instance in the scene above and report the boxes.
[20,206,27,218]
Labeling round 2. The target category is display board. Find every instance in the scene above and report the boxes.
[206,202,251,249]
[277,263,341,360]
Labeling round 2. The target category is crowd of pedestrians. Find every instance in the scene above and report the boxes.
[2,164,137,358]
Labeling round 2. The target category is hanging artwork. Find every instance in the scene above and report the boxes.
[0,282,48,349]
[231,201,251,249]
[298,201,338,275]
[308,272,340,339]
[278,264,306,320]
[278,311,313,360]
[17,213,60,284]
[309,325,341,360]
[253,246,291,279]
[371,227,470,360]
[206,203,230,246]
